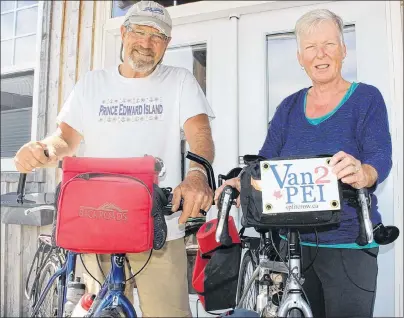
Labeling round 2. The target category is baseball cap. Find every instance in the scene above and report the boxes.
[123,1,172,37]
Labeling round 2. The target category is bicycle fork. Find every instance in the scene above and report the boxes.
[277,232,312,318]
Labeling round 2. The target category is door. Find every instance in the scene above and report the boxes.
[101,13,236,317]
[238,1,397,316]
[163,17,239,181]
[163,18,238,317]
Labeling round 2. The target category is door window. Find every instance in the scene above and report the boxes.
[266,26,357,120]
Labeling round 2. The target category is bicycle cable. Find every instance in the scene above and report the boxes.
[125,249,153,282]
[302,228,319,273]
[96,254,106,280]
[270,230,312,311]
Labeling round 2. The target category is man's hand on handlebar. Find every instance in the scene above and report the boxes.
[14,141,58,173]
[172,171,213,224]
[214,177,241,208]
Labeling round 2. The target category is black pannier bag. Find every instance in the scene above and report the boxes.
[192,217,242,312]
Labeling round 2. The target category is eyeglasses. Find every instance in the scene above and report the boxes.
[125,25,168,44]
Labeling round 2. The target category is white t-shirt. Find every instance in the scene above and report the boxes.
[56,64,215,241]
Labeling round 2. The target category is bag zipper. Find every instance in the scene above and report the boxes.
[63,172,152,198]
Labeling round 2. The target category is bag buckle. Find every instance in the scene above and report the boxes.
[155,157,166,178]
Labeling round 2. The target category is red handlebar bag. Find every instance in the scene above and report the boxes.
[192,217,241,312]
[55,156,158,254]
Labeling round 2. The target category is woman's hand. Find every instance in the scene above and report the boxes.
[214,177,241,207]
[329,151,378,189]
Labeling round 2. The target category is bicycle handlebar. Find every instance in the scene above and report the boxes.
[165,151,217,216]
[356,188,374,245]
[16,151,216,212]
[17,149,49,205]
[215,185,239,245]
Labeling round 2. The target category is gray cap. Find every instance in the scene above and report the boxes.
[124,1,172,37]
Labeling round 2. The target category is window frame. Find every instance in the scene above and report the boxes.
[93,1,269,70]
[1,1,43,172]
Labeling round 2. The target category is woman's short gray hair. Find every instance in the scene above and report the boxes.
[295,9,344,51]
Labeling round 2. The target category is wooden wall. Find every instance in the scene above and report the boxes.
[1,1,97,316]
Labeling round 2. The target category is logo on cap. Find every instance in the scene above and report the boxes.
[143,7,164,15]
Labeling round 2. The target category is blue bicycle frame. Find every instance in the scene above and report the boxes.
[21,151,218,318]
[87,254,135,317]
[31,251,136,317]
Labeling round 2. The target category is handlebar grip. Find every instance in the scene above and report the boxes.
[215,185,239,246]
[17,174,27,204]
[17,149,49,205]
[166,195,207,216]
[355,188,373,246]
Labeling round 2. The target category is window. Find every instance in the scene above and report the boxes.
[111,0,202,18]
[1,1,39,171]
[1,1,39,70]
[266,26,357,120]
[163,43,206,94]
[1,72,33,158]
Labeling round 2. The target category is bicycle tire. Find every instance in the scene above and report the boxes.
[236,250,259,311]
[34,254,60,317]
[288,308,304,317]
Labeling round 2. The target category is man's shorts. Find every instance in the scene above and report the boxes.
[80,238,192,317]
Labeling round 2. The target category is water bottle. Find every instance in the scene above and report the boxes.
[72,293,96,317]
[64,277,86,317]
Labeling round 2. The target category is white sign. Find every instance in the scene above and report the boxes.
[260,157,341,214]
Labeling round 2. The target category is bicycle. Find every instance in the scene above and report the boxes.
[25,233,66,317]
[225,155,400,318]
[14,151,218,318]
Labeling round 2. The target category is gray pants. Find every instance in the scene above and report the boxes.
[300,246,378,318]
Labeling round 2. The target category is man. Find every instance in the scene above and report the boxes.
[14,1,215,316]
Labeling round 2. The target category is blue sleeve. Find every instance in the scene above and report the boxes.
[258,99,289,159]
[357,87,392,185]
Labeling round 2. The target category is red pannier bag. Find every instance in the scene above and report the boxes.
[192,217,241,312]
[55,156,159,254]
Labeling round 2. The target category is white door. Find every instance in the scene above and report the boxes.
[163,18,238,318]
[238,1,398,316]
[163,17,240,181]
[99,9,239,315]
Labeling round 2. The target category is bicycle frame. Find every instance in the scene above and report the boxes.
[31,252,136,317]
[15,151,218,317]
[87,254,136,317]
[236,230,312,318]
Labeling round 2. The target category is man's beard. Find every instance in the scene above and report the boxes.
[128,46,156,73]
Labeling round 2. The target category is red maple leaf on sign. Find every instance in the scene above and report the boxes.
[273,190,283,199]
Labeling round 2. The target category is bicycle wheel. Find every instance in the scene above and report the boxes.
[34,254,60,317]
[236,250,259,311]
[288,308,304,317]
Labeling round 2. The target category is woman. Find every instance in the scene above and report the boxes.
[215,9,392,318]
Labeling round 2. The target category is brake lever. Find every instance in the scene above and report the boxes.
[355,188,373,246]
[215,185,239,246]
